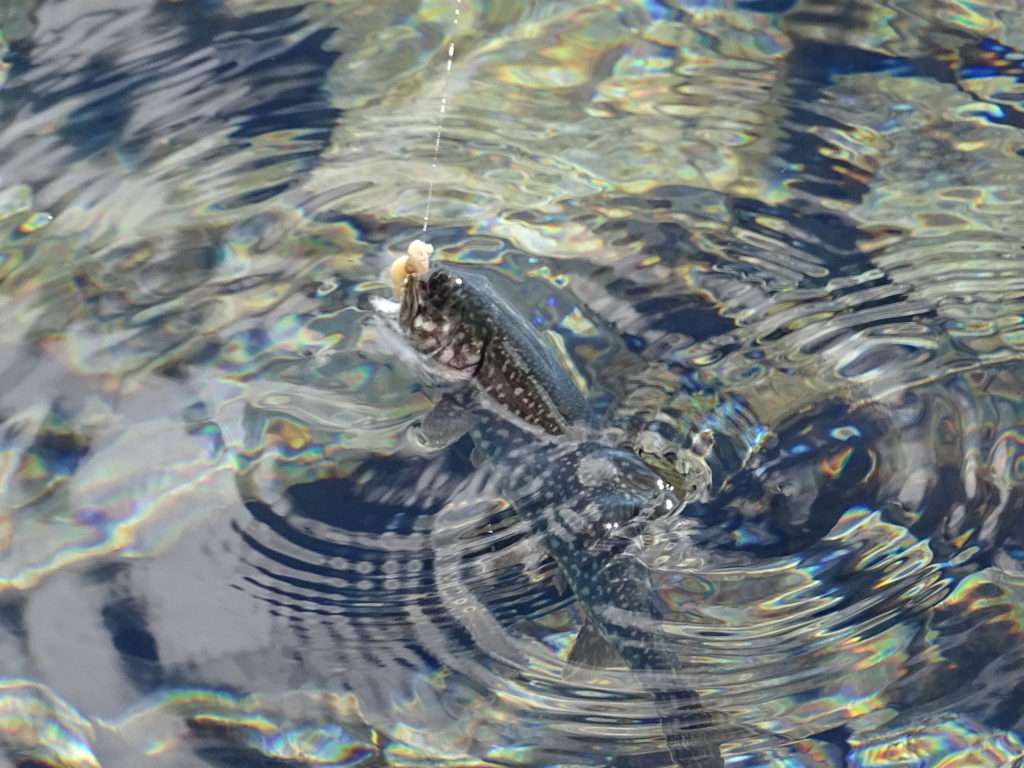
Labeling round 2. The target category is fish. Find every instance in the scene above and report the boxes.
[396,258,730,767]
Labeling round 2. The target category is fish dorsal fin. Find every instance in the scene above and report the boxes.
[563,619,627,681]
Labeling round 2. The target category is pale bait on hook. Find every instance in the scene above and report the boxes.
[390,240,433,296]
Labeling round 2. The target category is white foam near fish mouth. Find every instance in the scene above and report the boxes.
[369,295,401,316]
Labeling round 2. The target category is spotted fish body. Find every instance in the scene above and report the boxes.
[398,262,727,767]
[399,265,587,436]
[504,439,727,766]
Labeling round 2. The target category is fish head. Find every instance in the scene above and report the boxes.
[399,266,488,376]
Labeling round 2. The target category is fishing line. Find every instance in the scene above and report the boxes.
[422,0,461,233]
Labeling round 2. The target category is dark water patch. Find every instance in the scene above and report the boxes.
[101,596,162,690]
[729,196,871,281]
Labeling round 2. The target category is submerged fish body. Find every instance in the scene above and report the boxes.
[397,260,727,766]
[504,439,727,766]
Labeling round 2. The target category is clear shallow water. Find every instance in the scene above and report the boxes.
[1,0,1024,765]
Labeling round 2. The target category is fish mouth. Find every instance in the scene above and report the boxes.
[398,273,424,332]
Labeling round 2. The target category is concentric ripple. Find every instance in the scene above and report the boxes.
[1,0,1024,765]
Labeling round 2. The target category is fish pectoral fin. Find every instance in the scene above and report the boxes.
[550,567,568,594]
[413,391,476,451]
[469,445,488,468]
[563,619,627,679]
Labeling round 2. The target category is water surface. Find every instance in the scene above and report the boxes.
[1,0,1024,765]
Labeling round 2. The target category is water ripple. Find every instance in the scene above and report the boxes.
[1,0,1024,765]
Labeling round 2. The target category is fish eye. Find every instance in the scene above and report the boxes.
[427,270,450,290]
